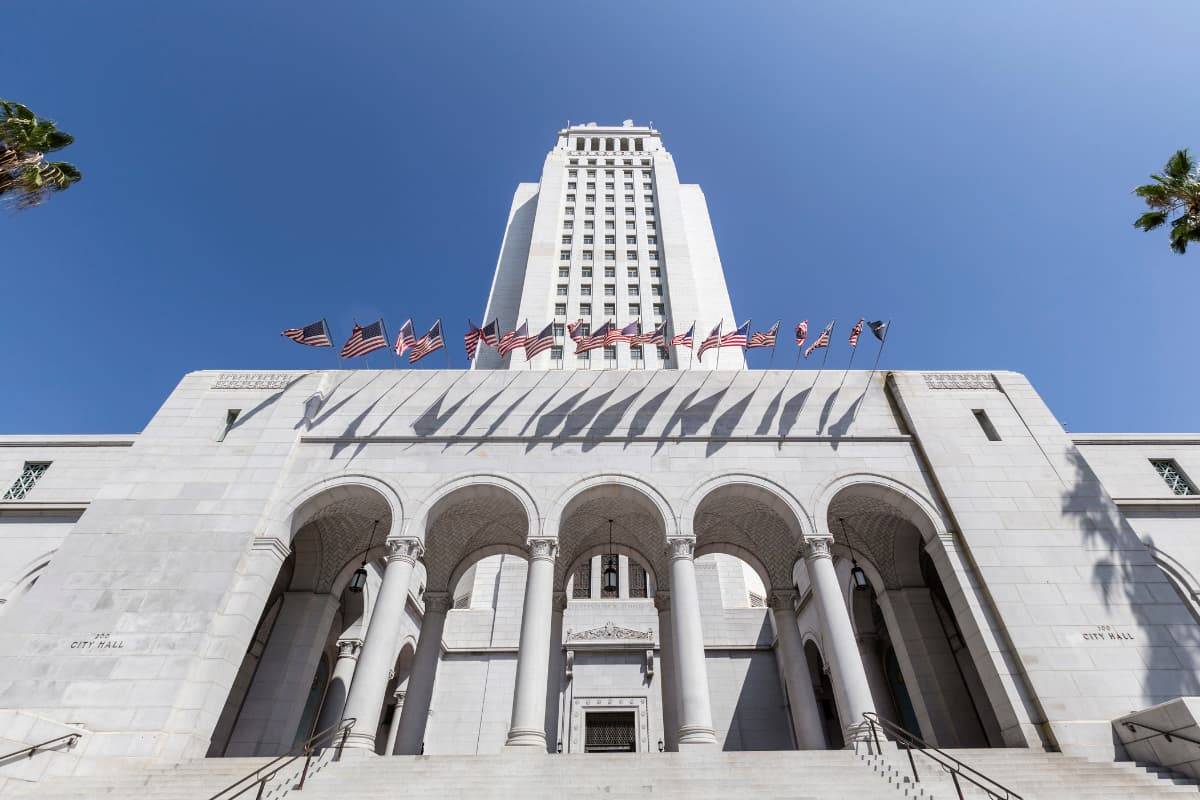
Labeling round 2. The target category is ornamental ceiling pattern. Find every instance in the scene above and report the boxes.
[423,492,529,593]
[693,493,801,589]
[292,495,392,593]
[827,493,924,589]
[555,495,668,592]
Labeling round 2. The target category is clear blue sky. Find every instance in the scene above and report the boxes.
[3,1,1197,434]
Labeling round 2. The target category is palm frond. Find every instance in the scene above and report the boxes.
[1134,211,1168,231]
[1164,149,1195,181]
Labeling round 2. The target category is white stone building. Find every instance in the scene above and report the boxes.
[1,124,1200,797]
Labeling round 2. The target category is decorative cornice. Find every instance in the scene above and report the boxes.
[802,538,833,561]
[385,538,423,565]
[213,372,297,390]
[565,621,654,643]
[667,537,695,561]
[424,591,453,613]
[922,372,996,390]
[527,538,558,562]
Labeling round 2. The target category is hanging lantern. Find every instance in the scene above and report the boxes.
[602,519,619,594]
[348,519,381,595]
[850,561,869,591]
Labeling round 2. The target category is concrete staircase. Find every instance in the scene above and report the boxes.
[4,747,1199,799]
[906,747,1200,799]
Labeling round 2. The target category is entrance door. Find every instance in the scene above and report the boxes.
[584,711,637,752]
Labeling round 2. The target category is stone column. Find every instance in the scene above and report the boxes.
[340,538,421,751]
[654,591,679,751]
[589,555,601,598]
[804,538,876,743]
[313,638,362,741]
[393,592,450,755]
[506,538,557,749]
[384,683,407,755]
[618,554,630,599]
[769,590,827,749]
[667,537,717,747]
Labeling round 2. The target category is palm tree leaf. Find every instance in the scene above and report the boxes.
[1164,149,1195,181]
[1134,211,1168,231]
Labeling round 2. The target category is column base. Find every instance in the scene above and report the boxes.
[339,730,381,752]
[503,727,548,751]
[676,724,718,747]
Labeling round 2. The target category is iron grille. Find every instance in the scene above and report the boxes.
[1152,460,1198,496]
[3,462,50,500]
[630,564,647,598]
[584,711,636,752]
[572,562,591,599]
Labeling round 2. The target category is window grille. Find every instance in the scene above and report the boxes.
[1152,460,1198,496]
[3,462,50,500]
[748,591,767,608]
[572,562,591,598]
[630,564,648,598]
[585,712,636,752]
[453,594,471,609]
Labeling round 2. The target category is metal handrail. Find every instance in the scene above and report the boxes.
[207,717,355,800]
[862,712,1023,800]
[0,732,80,764]
[1121,719,1200,749]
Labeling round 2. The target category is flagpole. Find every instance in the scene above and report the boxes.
[714,321,724,371]
[864,321,891,390]
[810,321,835,396]
[838,333,858,390]
[766,322,779,370]
[688,320,695,370]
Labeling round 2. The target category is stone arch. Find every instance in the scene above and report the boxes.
[685,474,811,590]
[816,474,1014,748]
[418,477,534,595]
[286,474,406,544]
[548,474,678,592]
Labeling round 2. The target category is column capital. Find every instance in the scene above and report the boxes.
[335,638,363,660]
[386,537,424,565]
[768,589,797,611]
[666,536,696,561]
[423,591,453,614]
[802,537,834,562]
[653,590,671,612]
[393,689,407,704]
[527,537,558,562]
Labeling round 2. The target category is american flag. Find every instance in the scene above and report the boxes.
[720,320,751,349]
[282,319,332,348]
[497,321,529,357]
[607,320,640,345]
[637,321,666,346]
[671,322,694,349]
[575,321,611,353]
[480,319,500,348]
[794,320,808,349]
[697,322,722,361]
[747,321,780,349]
[566,319,586,341]
[464,320,484,360]
[848,318,864,348]
[804,321,834,359]
[394,319,416,357]
[409,320,445,364]
[340,319,388,358]
[524,322,556,358]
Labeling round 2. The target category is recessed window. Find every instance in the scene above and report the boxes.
[604,251,616,261]
[587,159,596,166]
[553,323,565,338]
[556,285,569,296]
[627,267,639,278]
[558,267,569,278]
[577,352,590,363]
[560,250,571,261]
[582,266,593,278]
[605,194,614,203]
[586,182,596,190]
[604,221,615,230]
[580,284,592,296]
[1152,460,1198,496]
[650,267,660,278]
[648,250,659,261]
[627,285,640,296]
[657,346,669,360]
[584,220,594,230]
[550,346,563,361]
[579,303,591,315]
[3,462,51,500]
[626,236,637,245]
[604,303,615,316]
[587,169,596,176]
[565,207,574,216]
[568,169,577,177]
[624,194,634,203]
[647,235,657,245]
[555,303,567,316]
[563,220,573,230]
[628,303,641,315]
[566,194,575,202]
[973,409,1001,442]
[605,182,615,190]
[605,235,616,245]
[630,345,643,360]
[604,206,614,215]
[584,235,594,245]
[645,206,655,216]
[627,250,638,261]
[561,236,572,245]
[604,285,616,296]
[585,194,595,202]
[653,303,665,317]
[651,285,663,296]
[583,250,593,261]
[603,346,616,360]
[585,206,595,215]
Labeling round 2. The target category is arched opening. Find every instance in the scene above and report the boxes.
[409,482,531,755]
[804,640,844,749]
[605,137,615,151]
[691,482,807,751]
[554,483,668,753]
[829,485,1003,748]
[591,137,600,152]
[620,137,629,152]
[576,137,585,151]
[211,485,394,757]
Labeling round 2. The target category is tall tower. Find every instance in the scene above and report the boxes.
[476,121,743,370]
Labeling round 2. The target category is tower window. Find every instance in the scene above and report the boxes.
[579,303,591,315]
[604,285,616,296]
[576,138,585,151]
[580,285,591,296]
[553,323,565,338]
[627,250,638,261]
[648,251,659,261]
[630,345,643,360]
[561,236,572,245]
[656,346,669,361]
[550,346,563,361]
[554,303,567,316]
[560,250,571,261]
[604,303,615,316]
[584,235,594,244]
[626,236,636,245]
[558,267,569,278]
[1152,460,1198,496]
[604,251,616,261]
[583,250,593,261]
[627,285,640,296]
[603,346,616,361]
[628,304,641,316]
[973,409,1001,442]
[556,285,569,296]
[3,462,51,500]
[582,266,593,277]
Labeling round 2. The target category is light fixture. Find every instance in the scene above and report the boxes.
[348,519,380,594]
[838,517,870,592]
[657,738,665,752]
[602,519,619,593]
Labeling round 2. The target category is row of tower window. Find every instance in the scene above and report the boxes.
[569,157,651,167]
[556,284,663,297]
[559,250,659,261]
[562,235,659,246]
[562,220,655,232]
[559,267,662,279]
[565,206,655,219]
[553,302,666,319]
[569,168,652,178]
[544,346,668,363]
[574,137,646,153]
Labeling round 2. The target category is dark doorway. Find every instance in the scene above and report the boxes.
[584,711,637,752]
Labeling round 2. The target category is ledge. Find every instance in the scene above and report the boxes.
[1072,434,1200,446]
[300,434,914,445]
[1110,497,1200,508]
[0,502,88,517]
[0,436,135,448]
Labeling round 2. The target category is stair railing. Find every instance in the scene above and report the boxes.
[0,732,80,765]
[862,712,1023,800]
[1120,719,1200,750]
[207,717,355,800]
